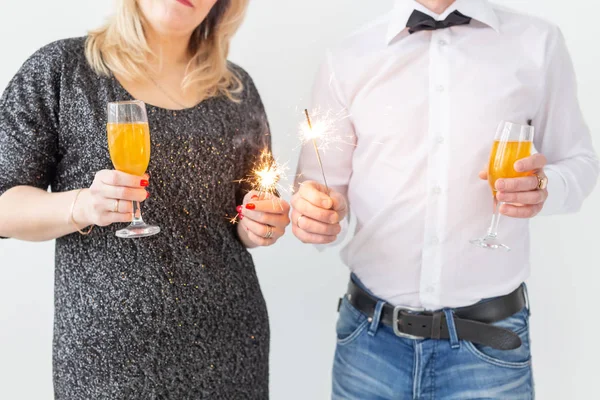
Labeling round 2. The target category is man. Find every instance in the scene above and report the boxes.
[292,0,599,398]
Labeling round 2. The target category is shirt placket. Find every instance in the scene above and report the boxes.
[420,30,451,309]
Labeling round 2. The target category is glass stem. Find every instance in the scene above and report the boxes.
[486,199,504,238]
[131,201,145,226]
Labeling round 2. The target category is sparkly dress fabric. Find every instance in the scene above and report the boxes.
[0,37,271,399]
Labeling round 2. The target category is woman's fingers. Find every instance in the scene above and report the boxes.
[236,194,291,247]
[241,216,284,240]
[96,169,149,188]
[242,208,290,230]
[95,184,148,203]
[244,198,290,215]
[90,169,148,202]
[85,170,149,227]
[102,198,134,214]
[245,229,276,247]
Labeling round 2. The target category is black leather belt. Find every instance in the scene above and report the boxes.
[345,279,527,350]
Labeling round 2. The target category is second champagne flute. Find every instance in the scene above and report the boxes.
[470,121,534,251]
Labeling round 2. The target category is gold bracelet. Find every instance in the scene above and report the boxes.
[69,189,94,236]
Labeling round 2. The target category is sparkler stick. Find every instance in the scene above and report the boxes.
[303,109,329,193]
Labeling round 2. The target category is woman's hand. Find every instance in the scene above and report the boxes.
[74,170,150,227]
[236,191,291,248]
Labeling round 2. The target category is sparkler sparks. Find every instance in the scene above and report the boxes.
[229,149,289,224]
[252,150,287,198]
[301,109,330,192]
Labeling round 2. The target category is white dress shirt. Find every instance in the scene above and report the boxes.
[297,0,599,310]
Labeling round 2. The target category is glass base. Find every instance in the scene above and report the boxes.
[116,223,161,239]
[469,235,510,252]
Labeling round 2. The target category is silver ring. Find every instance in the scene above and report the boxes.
[113,199,120,213]
[296,214,305,228]
[264,225,274,239]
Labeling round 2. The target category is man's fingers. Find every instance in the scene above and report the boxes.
[298,181,333,208]
[499,203,544,219]
[495,176,538,192]
[497,189,547,205]
[292,224,337,244]
[514,153,547,173]
[291,197,339,224]
[329,191,347,213]
[292,210,341,236]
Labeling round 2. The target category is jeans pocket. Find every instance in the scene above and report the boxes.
[464,308,532,368]
[336,297,369,346]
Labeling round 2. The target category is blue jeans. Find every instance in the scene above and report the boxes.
[332,282,533,399]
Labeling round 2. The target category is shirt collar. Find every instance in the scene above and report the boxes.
[385,0,500,44]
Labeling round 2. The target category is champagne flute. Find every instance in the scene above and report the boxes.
[107,101,160,238]
[470,121,534,251]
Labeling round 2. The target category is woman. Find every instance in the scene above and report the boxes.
[0,0,290,398]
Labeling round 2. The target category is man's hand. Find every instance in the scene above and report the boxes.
[479,153,548,218]
[291,181,347,244]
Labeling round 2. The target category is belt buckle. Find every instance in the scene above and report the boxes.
[393,305,426,340]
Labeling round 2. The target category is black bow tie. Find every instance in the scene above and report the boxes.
[407,10,472,34]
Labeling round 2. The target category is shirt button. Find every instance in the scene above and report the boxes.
[438,40,447,46]
[431,236,439,245]
[433,186,442,195]
[436,85,445,93]
[436,136,445,144]
[426,287,435,294]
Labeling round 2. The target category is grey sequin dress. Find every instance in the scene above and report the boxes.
[0,37,271,399]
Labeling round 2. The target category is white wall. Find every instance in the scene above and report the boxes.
[0,1,598,399]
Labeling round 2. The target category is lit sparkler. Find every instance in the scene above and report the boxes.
[252,149,286,198]
[229,149,289,224]
[302,109,329,192]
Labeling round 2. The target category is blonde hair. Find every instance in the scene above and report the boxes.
[85,0,248,102]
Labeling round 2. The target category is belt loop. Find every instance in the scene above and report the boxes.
[443,309,460,349]
[368,300,385,337]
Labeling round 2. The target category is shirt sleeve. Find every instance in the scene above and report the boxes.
[0,45,62,238]
[295,50,357,247]
[533,28,599,216]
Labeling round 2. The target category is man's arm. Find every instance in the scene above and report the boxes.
[533,28,599,215]
[487,27,599,218]
[292,51,356,245]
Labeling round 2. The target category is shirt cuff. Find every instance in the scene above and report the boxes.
[539,165,568,216]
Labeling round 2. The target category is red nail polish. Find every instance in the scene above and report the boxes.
[146,191,150,199]
[236,205,242,213]
[239,215,244,220]
[141,179,149,187]
[246,203,256,210]
[251,195,259,200]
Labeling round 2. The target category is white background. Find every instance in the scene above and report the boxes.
[0,1,598,399]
